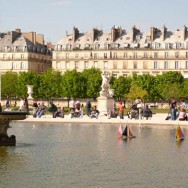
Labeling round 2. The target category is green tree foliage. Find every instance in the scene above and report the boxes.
[1,71,18,98]
[125,83,148,102]
[132,74,159,101]
[110,76,132,99]
[155,71,184,100]
[61,69,86,99]
[182,78,188,99]
[82,68,102,98]
[38,69,62,99]
[160,83,182,100]
[17,71,40,98]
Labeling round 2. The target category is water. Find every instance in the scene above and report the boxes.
[0,123,188,188]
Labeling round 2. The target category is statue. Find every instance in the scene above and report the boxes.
[100,72,110,97]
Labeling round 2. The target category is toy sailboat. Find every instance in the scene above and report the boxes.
[176,126,184,141]
[117,124,123,138]
[122,125,136,140]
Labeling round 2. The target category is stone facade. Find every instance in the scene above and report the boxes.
[0,29,52,74]
[53,26,188,78]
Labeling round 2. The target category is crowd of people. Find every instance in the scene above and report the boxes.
[0,96,187,121]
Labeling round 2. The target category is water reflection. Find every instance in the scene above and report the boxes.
[1,123,188,188]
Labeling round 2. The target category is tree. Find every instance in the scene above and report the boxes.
[125,83,148,103]
[38,69,62,99]
[17,71,40,98]
[160,83,182,100]
[132,74,159,101]
[82,68,102,99]
[61,69,86,99]
[1,71,18,98]
[110,76,132,99]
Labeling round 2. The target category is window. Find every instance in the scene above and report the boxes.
[3,54,7,60]
[94,43,99,50]
[12,62,16,69]
[94,53,98,59]
[113,74,117,78]
[84,61,89,69]
[66,44,71,50]
[154,43,160,49]
[133,53,137,59]
[175,42,181,49]
[75,53,79,58]
[186,42,188,49]
[84,54,89,58]
[165,43,169,49]
[154,52,158,58]
[186,52,188,58]
[104,53,107,59]
[164,61,168,69]
[20,62,25,70]
[123,74,127,77]
[154,61,158,69]
[12,54,15,59]
[65,61,70,70]
[175,61,178,69]
[164,52,168,58]
[133,62,137,69]
[66,53,69,59]
[186,61,188,69]
[113,53,117,59]
[123,53,127,58]
[175,52,179,58]
[103,61,108,69]
[56,62,61,69]
[21,54,24,59]
[75,61,79,69]
[104,43,109,50]
[144,52,148,59]
[94,61,98,68]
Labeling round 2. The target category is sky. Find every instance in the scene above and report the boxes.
[0,0,187,44]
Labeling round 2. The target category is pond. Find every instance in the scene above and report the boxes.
[0,123,188,188]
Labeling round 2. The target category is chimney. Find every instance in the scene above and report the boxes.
[73,27,79,42]
[111,26,121,42]
[183,25,187,40]
[150,27,157,42]
[15,28,21,33]
[162,25,167,41]
[92,28,101,42]
[132,26,140,42]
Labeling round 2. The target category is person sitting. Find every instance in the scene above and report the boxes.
[36,102,47,118]
[142,105,152,120]
[48,101,58,118]
[54,107,64,118]
[90,106,100,119]
[107,107,118,119]
[179,109,187,121]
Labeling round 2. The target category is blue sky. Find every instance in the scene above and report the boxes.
[0,0,187,44]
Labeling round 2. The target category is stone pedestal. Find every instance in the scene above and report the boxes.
[0,112,27,146]
[97,96,114,115]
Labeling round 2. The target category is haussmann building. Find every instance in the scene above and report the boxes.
[53,25,188,78]
[0,28,52,74]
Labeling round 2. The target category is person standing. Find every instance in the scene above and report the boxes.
[119,101,124,119]
[85,99,91,116]
[170,97,177,120]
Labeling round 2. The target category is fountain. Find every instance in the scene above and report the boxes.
[97,71,114,115]
[0,111,27,146]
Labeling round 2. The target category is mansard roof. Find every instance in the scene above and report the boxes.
[56,25,188,50]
